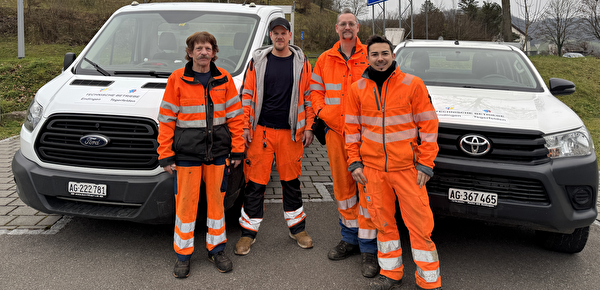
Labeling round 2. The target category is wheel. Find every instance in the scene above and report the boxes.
[535,226,590,253]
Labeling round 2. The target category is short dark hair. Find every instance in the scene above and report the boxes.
[366,35,394,53]
[185,31,219,62]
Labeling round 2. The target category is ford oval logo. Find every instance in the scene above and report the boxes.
[459,134,491,156]
[80,134,110,148]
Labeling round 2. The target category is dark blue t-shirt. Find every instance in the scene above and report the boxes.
[257,52,293,129]
[194,71,211,88]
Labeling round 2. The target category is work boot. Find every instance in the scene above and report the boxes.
[207,251,233,273]
[369,275,402,290]
[289,231,313,249]
[327,240,360,260]
[416,286,443,290]
[234,236,256,255]
[361,252,380,278]
[172,259,190,278]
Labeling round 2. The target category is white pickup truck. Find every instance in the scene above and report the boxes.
[12,2,290,224]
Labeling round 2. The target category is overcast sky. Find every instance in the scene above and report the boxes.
[367,0,550,19]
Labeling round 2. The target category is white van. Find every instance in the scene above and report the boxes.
[12,2,288,224]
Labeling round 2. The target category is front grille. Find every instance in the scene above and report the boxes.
[35,114,158,170]
[438,123,550,165]
[428,168,550,205]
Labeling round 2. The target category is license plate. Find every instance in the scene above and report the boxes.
[448,188,497,207]
[68,182,107,198]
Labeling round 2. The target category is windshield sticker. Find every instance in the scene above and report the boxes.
[78,88,148,105]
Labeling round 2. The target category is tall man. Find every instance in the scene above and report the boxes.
[310,9,378,278]
[157,31,245,278]
[345,35,442,290]
[235,18,315,255]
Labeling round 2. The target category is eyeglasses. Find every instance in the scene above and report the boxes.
[338,21,356,27]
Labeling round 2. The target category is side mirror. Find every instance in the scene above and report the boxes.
[549,78,575,96]
[63,52,77,71]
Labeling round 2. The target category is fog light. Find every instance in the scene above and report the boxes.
[566,186,595,210]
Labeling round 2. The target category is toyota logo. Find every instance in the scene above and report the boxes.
[459,134,491,156]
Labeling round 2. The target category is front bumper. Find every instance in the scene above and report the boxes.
[428,154,598,233]
[12,150,175,224]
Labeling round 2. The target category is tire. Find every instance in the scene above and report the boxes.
[535,226,590,253]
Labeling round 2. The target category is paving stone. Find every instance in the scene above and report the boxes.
[37,215,62,226]
[8,206,39,216]
[0,190,16,198]
[0,184,15,190]
[0,197,17,206]
[0,206,16,215]
[311,161,329,166]
[0,216,17,226]
[311,176,332,182]
[8,198,26,206]
[303,166,324,171]
[7,215,45,226]
[0,226,17,230]
[15,225,48,230]
[302,171,319,176]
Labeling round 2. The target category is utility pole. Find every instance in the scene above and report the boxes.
[18,0,25,59]
[502,0,511,42]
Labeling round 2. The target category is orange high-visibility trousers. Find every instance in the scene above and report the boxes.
[363,166,441,289]
[325,130,377,250]
[173,162,227,261]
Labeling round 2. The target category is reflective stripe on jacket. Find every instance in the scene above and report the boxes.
[310,38,368,135]
[157,61,245,166]
[344,66,439,172]
[241,44,314,142]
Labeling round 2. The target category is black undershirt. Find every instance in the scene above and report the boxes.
[367,61,396,95]
[257,52,294,129]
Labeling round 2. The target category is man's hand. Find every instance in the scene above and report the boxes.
[243,128,252,148]
[417,170,431,188]
[303,130,314,148]
[163,163,176,175]
[351,167,368,185]
[231,159,242,168]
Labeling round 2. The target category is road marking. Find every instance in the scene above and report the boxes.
[0,216,72,235]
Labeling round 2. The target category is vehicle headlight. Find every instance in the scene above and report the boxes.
[544,127,594,158]
[23,100,43,132]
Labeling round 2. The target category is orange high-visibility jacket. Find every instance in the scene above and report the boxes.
[157,61,245,166]
[310,39,369,135]
[241,45,314,142]
[345,66,439,173]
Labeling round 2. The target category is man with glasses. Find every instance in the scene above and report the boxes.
[310,8,378,278]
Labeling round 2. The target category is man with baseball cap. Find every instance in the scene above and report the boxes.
[235,17,315,255]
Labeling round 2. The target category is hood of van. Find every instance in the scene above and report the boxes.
[428,86,583,134]
[39,75,243,120]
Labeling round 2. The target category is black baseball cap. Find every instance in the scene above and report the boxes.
[269,17,291,31]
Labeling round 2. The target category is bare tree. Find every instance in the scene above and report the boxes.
[580,0,600,41]
[340,0,368,19]
[538,0,579,56]
[515,0,544,52]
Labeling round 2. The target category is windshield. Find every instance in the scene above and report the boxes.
[77,11,259,77]
[395,47,542,92]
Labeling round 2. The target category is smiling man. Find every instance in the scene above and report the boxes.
[236,17,315,255]
[345,35,442,290]
[310,8,378,278]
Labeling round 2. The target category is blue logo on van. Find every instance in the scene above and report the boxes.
[80,134,110,148]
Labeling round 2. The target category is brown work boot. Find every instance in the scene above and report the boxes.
[234,236,256,255]
[289,230,313,249]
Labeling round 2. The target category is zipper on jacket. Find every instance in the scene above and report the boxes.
[372,88,381,111]
[205,79,214,161]
[382,78,391,172]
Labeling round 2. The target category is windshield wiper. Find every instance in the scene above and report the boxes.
[83,57,111,76]
[113,71,172,78]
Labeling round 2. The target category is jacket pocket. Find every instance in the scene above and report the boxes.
[173,127,207,156]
